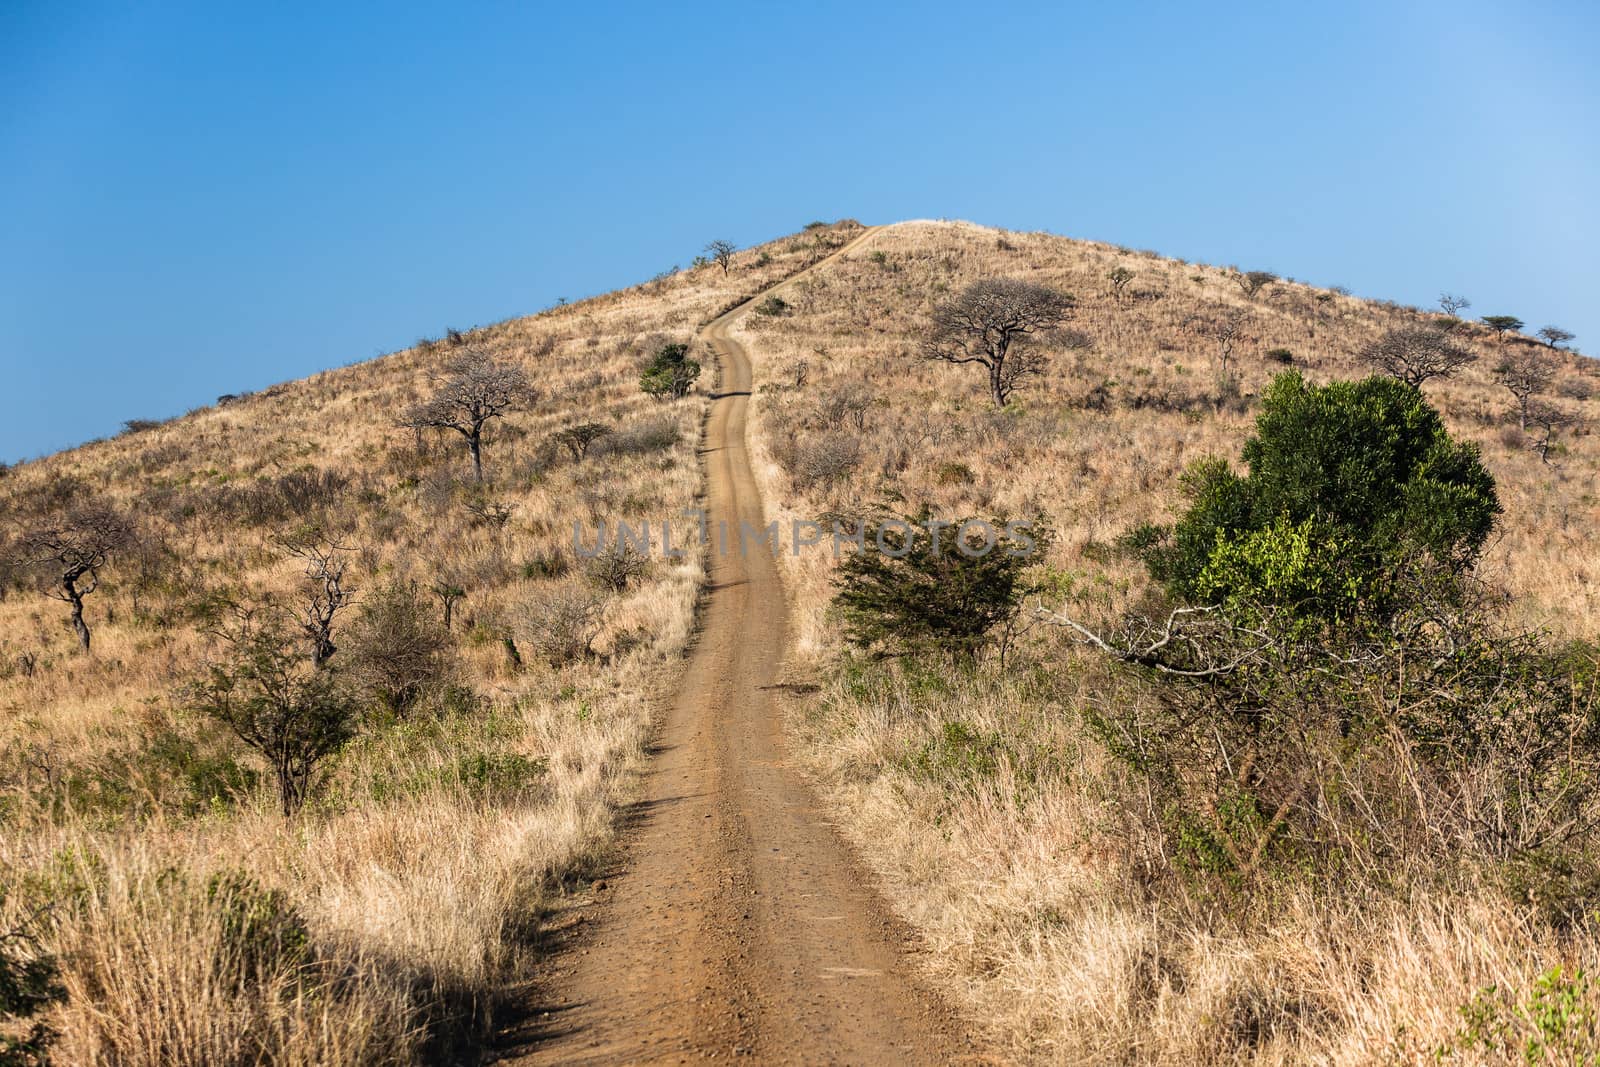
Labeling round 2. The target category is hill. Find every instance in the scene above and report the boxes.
[2,219,1597,1064]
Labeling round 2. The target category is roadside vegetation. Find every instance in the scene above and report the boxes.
[0,223,863,1063]
[741,220,1599,1064]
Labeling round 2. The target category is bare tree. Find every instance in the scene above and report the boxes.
[1206,307,1251,379]
[704,239,737,276]
[1439,292,1471,319]
[1235,270,1277,299]
[923,278,1076,407]
[278,530,355,668]
[404,349,532,482]
[1361,326,1477,387]
[1494,349,1556,430]
[12,506,133,653]
[1537,325,1576,350]
[1526,402,1577,465]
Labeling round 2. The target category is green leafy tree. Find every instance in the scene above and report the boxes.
[189,615,360,816]
[835,515,1044,660]
[1144,372,1499,622]
[1482,314,1525,341]
[639,342,701,400]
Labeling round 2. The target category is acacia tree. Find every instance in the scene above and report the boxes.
[1235,270,1277,299]
[1361,326,1477,387]
[923,278,1076,407]
[1494,349,1556,430]
[704,239,736,275]
[1482,315,1525,342]
[1439,293,1472,319]
[13,506,133,653]
[1537,325,1576,350]
[404,349,532,482]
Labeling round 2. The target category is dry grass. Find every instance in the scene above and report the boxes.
[0,223,862,1061]
[743,220,1600,1063]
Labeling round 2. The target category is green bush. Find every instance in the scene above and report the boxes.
[639,342,700,400]
[1144,372,1499,623]
[835,515,1044,660]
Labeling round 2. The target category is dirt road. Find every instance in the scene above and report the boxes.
[496,230,976,1064]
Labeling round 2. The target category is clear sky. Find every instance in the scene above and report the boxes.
[2,1,1596,463]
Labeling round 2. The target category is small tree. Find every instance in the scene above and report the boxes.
[1494,348,1556,430]
[1361,325,1477,387]
[835,516,1043,660]
[1525,402,1577,465]
[1537,325,1576,350]
[1210,308,1250,380]
[12,506,133,653]
[430,578,466,632]
[1439,292,1472,318]
[704,239,736,275]
[639,342,701,400]
[404,349,532,482]
[1107,266,1135,301]
[553,422,611,461]
[1235,270,1277,299]
[923,278,1075,407]
[190,615,359,817]
[277,529,355,668]
[344,581,453,715]
[1482,315,1525,341]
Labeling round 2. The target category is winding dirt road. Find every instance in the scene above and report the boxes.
[496,230,977,1064]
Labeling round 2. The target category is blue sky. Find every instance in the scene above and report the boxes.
[2,1,1595,462]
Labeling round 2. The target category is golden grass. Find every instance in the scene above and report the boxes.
[0,223,861,1061]
[742,220,1600,1063]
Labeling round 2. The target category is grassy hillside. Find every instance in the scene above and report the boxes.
[3,216,1595,1064]
[735,220,1600,1064]
[0,222,862,1062]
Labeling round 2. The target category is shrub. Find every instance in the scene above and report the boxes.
[344,581,454,716]
[754,295,790,317]
[1265,347,1294,364]
[639,342,700,400]
[601,416,679,457]
[584,545,649,592]
[516,582,603,666]
[1144,372,1500,623]
[784,433,861,492]
[205,870,312,991]
[835,515,1043,660]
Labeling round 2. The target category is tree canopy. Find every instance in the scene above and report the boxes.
[1143,372,1499,622]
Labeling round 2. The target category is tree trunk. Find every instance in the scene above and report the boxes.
[66,582,91,653]
[469,433,484,482]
